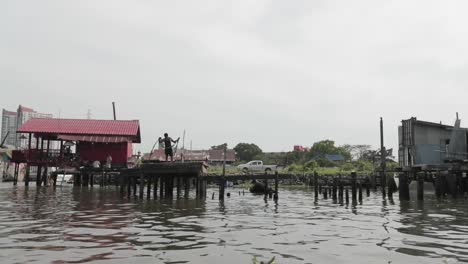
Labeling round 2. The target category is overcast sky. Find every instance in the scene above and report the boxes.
[1,1,467,153]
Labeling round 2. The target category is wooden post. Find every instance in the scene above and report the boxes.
[139,171,144,199]
[398,173,410,201]
[222,143,227,177]
[167,176,174,198]
[264,179,268,200]
[202,179,207,199]
[120,174,125,196]
[25,133,32,186]
[332,178,337,200]
[90,173,94,187]
[314,171,318,199]
[323,187,328,199]
[366,181,370,197]
[132,175,137,198]
[339,180,344,200]
[126,175,131,198]
[160,176,164,198]
[274,171,279,200]
[176,177,182,197]
[358,183,363,202]
[417,172,424,201]
[82,171,88,187]
[351,172,357,202]
[36,137,43,187]
[13,163,18,185]
[345,187,349,204]
[195,178,199,198]
[219,179,225,200]
[154,176,158,199]
[447,172,457,199]
[184,177,190,198]
[43,139,50,186]
[52,173,57,187]
[380,118,387,197]
[147,174,152,199]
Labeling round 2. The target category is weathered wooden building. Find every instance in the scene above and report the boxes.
[398,116,468,168]
[11,118,141,185]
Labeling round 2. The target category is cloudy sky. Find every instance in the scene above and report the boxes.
[1,1,467,153]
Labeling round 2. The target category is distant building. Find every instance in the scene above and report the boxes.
[398,116,468,167]
[293,145,308,152]
[1,105,52,149]
[1,110,17,147]
[310,153,345,162]
[145,149,236,164]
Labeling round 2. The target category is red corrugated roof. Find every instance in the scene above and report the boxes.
[17,118,141,142]
[57,135,132,143]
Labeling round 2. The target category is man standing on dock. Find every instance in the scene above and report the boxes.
[158,133,179,161]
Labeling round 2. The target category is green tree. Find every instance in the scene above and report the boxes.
[233,143,263,162]
[309,140,352,161]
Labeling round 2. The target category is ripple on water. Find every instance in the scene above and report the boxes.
[1,184,468,263]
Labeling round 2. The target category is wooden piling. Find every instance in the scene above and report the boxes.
[219,179,225,200]
[274,171,279,200]
[358,183,363,202]
[82,172,89,187]
[25,165,30,187]
[13,163,18,186]
[314,171,318,199]
[126,175,131,198]
[119,174,125,196]
[195,178,199,198]
[332,179,337,200]
[345,187,349,204]
[264,179,268,200]
[323,187,328,199]
[36,166,42,187]
[160,176,165,198]
[417,172,424,201]
[447,173,457,199]
[366,182,370,197]
[176,177,182,197]
[90,173,94,187]
[339,181,344,199]
[154,176,158,199]
[398,173,410,201]
[184,177,190,198]
[139,172,144,199]
[147,174,152,199]
[351,172,357,201]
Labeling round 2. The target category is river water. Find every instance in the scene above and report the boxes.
[0,182,467,264]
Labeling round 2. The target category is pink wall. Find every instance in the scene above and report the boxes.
[77,142,131,165]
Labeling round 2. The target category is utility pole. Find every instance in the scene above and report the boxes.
[380,117,386,197]
[222,143,227,177]
[112,102,116,120]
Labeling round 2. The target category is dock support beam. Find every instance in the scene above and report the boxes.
[219,179,225,200]
[399,173,410,201]
[139,172,144,199]
[274,171,279,201]
[417,173,424,201]
[351,172,357,202]
[314,171,318,200]
[184,178,190,198]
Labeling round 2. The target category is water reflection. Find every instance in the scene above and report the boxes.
[1,183,468,263]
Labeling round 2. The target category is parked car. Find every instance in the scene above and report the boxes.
[237,160,278,174]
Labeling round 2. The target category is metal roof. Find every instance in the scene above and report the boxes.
[57,135,132,143]
[17,118,141,143]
